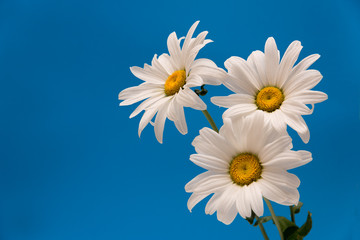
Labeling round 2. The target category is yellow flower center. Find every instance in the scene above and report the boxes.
[229,153,262,186]
[255,86,284,112]
[164,70,186,96]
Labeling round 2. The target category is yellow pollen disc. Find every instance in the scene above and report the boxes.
[255,86,284,112]
[229,153,262,186]
[164,70,186,96]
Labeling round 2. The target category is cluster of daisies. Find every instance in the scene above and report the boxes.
[119,21,327,226]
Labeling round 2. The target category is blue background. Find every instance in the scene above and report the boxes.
[0,0,359,239]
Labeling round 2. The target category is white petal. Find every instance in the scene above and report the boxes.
[219,118,241,150]
[218,202,237,225]
[182,21,200,54]
[173,109,188,135]
[235,188,249,218]
[239,185,252,217]
[192,136,232,161]
[190,58,225,85]
[197,127,237,160]
[119,83,162,100]
[187,193,209,212]
[129,93,165,118]
[164,97,176,121]
[167,98,188,135]
[184,45,204,70]
[227,56,261,90]
[205,192,221,215]
[186,172,230,193]
[284,113,310,143]
[268,110,287,133]
[185,171,213,192]
[298,150,312,164]
[221,74,248,94]
[283,70,323,96]
[184,31,210,71]
[225,57,258,94]
[192,174,232,194]
[262,150,312,170]
[222,104,258,119]
[289,54,320,79]
[176,87,206,110]
[262,116,283,143]
[138,107,158,137]
[151,54,170,79]
[190,154,229,172]
[119,89,160,106]
[154,100,170,143]
[192,66,224,85]
[281,100,312,115]
[276,41,303,88]
[211,94,254,108]
[286,90,328,104]
[187,31,210,53]
[259,135,292,163]
[257,180,295,206]
[262,170,300,188]
[185,74,203,88]
[216,186,238,225]
[248,184,264,217]
[272,183,300,205]
[186,39,211,65]
[130,66,165,84]
[247,50,267,86]
[193,127,236,161]
[158,53,176,75]
[167,32,182,68]
[226,115,257,152]
[264,37,280,86]
[190,58,215,68]
[243,112,267,154]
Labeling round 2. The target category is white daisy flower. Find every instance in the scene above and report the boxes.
[119,21,224,143]
[211,37,328,143]
[185,113,312,225]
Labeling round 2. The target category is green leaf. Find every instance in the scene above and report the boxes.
[276,217,297,232]
[293,202,303,214]
[276,216,299,239]
[253,215,310,239]
[253,216,272,226]
[297,212,312,236]
[287,233,304,240]
[287,212,312,240]
[246,211,256,225]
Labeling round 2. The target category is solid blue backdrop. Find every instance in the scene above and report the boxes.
[0,0,359,239]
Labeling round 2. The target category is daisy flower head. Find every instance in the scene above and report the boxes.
[119,21,225,143]
[185,113,312,225]
[211,37,328,143]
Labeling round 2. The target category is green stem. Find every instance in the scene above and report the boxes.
[290,206,295,223]
[255,215,270,240]
[264,198,284,240]
[202,110,219,132]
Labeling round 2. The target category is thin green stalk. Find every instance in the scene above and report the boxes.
[290,206,295,223]
[264,198,284,240]
[255,215,269,240]
[202,110,219,132]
